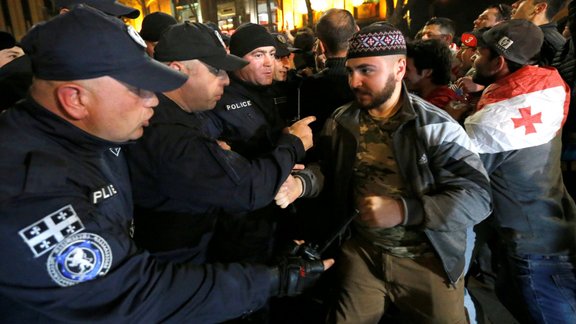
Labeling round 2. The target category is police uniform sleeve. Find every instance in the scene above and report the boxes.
[131,123,306,214]
[0,158,273,322]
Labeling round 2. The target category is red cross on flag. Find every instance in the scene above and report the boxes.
[465,66,569,154]
[511,107,542,135]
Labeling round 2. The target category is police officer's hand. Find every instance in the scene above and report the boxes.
[286,116,316,150]
[270,249,334,297]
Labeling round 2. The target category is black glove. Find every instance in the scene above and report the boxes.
[270,255,325,297]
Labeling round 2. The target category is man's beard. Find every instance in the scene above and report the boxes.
[472,68,497,87]
[353,74,397,110]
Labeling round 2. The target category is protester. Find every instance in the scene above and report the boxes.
[466,19,576,323]
[405,39,462,109]
[285,22,491,322]
[473,3,512,30]
[421,17,458,52]
[511,0,566,65]
[299,8,357,135]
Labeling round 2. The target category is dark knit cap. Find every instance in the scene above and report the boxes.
[0,32,16,51]
[229,23,275,58]
[140,12,177,42]
[347,23,407,59]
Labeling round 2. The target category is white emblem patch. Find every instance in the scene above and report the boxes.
[226,100,252,110]
[19,205,85,257]
[92,184,118,204]
[497,36,514,50]
[109,147,121,156]
[127,25,146,48]
[47,232,112,287]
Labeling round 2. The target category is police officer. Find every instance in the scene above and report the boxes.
[125,22,316,264]
[205,22,287,157]
[204,23,312,266]
[0,7,331,322]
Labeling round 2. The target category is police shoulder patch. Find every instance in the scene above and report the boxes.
[19,205,85,257]
[47,232,113,287]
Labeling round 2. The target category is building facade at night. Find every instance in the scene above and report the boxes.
[1,1,565,45]
[1,0,411,40]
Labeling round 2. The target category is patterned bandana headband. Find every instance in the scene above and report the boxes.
[347,25,407,59]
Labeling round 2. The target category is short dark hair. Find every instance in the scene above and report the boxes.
[315,9,356,54]
[294,27,316,52]
[407,39,452,85]
[534,0,565,21]
[424,17,456,36]
[487,3,512,22]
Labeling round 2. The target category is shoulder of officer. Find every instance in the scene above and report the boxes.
[0,147,69,201]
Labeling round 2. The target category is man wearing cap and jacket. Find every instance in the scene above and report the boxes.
[0,6,330,322]
[125,22,318,264]
[287,23,491,323]
[466,19,576,323]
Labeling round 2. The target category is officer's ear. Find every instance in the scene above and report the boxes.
[167,61,193,75]
[55,83,89,120]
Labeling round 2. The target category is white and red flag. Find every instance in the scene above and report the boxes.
[465,66,569,154]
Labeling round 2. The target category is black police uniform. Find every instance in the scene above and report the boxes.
[203,73,297,264]
[205,73,286,158]
[126,94,305,263]
[0,98,272,322]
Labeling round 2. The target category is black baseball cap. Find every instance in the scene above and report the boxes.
[479,19,543,65]
[154,22,248,71]
[21,5,186,92]
[271,33,298,57]
[55,0,139,18]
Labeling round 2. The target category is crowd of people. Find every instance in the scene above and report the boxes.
[0,0,575,323]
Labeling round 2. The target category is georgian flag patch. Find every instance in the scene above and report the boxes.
[19,205,85,257]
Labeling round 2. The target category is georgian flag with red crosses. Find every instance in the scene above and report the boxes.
[465,66,569,154]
